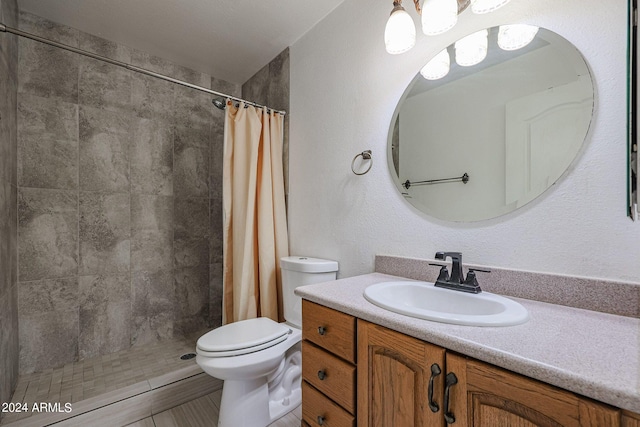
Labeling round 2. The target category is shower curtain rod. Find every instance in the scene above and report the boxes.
[0,22,286,115]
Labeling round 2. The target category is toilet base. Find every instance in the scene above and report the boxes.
[217,378,301,427]
[218,378,269,427]
[269,387,301,424]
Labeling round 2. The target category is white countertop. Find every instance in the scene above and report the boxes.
[295,272,640,414]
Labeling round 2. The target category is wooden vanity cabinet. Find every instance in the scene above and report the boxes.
[302,300,357,427]
[357,320,445,427]
[446,353,619,427]
[358,320,626,427]
[303,302,639,427]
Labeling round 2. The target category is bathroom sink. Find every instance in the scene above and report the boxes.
[363,281,529,326]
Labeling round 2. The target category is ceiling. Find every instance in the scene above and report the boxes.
[17,0,346,84]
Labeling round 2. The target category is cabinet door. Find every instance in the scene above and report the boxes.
[623,410,640,427]
[446,353,620,427]
[357,320,446,427]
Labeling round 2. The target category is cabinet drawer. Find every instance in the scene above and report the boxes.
[302,300,356,363]
[302,341,356,414]
[302,381,355,427]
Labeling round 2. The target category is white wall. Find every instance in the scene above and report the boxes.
[289,0,638,283]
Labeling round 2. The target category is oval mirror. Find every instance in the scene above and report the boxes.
[388,25,594,222]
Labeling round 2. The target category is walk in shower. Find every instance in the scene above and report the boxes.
[0,3,289,424]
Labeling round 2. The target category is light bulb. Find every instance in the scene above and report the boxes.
[385,6,416,54]
[421,0,458,36]
[455,29,488,66]
[420,49,450,80]
[498,24,539,51]
[471,0,511,14]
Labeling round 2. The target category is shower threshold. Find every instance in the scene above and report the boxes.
[1,331,221,427]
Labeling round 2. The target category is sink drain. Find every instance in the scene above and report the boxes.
[180,353,196,360]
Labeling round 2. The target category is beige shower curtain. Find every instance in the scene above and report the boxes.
[222,100,289,323]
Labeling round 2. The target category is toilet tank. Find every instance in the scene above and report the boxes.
[280,256,338,328]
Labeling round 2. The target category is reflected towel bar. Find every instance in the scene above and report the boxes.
[403,173,469,189]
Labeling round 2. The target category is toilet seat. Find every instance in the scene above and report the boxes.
[197,317,291,358]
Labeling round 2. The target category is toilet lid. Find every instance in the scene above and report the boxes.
[197,317,291,355]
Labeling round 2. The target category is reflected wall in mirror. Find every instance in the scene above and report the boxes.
[388,26,594,222]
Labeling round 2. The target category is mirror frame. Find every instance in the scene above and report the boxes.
[629,0,639,220]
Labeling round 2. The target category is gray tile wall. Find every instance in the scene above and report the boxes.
[0,0,19,412]
[15,11,242,374]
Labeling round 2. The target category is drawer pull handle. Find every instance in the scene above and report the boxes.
[317,370,327,380]
[317,326,326,335]
[444,372,458,424]
[428,363,441,413]
[317,415,325,425]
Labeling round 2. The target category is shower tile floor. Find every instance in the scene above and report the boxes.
[2,332,207,425]
[2,331,302,426]
[127,390,302,427]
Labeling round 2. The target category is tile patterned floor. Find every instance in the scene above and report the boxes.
[2,332,205,425]
[127,390,302,427]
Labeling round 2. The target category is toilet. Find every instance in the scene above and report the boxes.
[196,256,338,427]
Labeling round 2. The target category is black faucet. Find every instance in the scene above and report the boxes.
[432,252,487,294]
[435,252,464,284]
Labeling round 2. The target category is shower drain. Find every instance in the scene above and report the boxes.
[180,353,196,360]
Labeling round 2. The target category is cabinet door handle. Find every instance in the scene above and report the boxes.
[317,415,325,425]
[428,363,442,413]
[444,372,458,424]
[317,326,326,335]
[317,370,327,380]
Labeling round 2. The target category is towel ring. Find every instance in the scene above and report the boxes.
[351,150,373,175]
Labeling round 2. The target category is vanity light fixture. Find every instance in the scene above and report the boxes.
[497,24,539,51]
[421,0,458,36]
[420,48,450,79]
[384,0,511,54]
[420,25,540,80]
[455,29,488,66]
[384,1,417,54]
